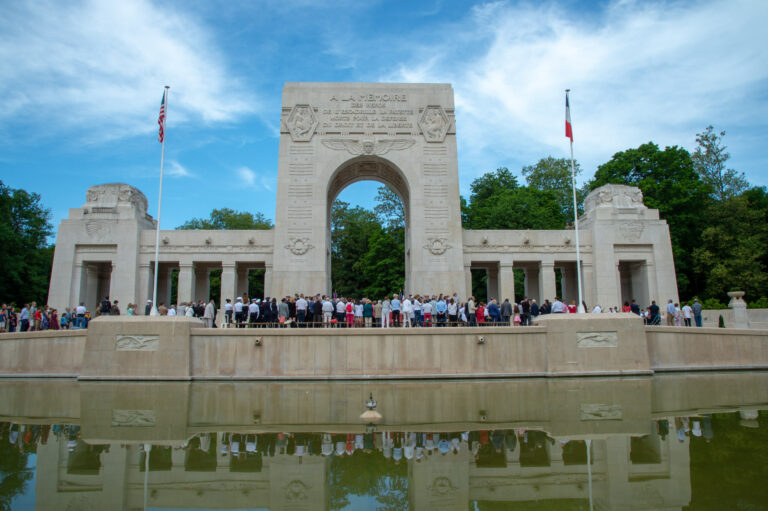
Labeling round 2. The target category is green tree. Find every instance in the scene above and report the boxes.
[692,125,749,201]
[0,181,54,305]
[521,156,585,220]
[463,168,567,230]
[692,190,768,300]
[589,142,712,298]
[177,208,273,230]
[0,434,33,511]
[373,185,405,230]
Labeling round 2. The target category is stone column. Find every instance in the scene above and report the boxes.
[499,264,515,304]
[70,263,85,308]
[464,265,472,300]
[264,263,273,297]
[539,261,556,302]
[559,266,568,303]
[220,263,236,323]
[236,266,249,298]
[86,265,99,311]
[581,261,595,309]
[194,266,209,302]
[157,266,170,307]
[107,263,118,302]
[486,266,499,301]
[645,261,658,305]
[138,263,151,312]
[177,263,194,305]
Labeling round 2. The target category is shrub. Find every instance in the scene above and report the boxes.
[748,296,768,309]
[701,297,727,310]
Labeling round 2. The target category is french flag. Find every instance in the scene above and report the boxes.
[565,91,573,142]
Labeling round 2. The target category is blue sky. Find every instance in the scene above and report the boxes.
[1,0,766,235]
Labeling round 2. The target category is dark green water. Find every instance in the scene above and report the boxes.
[1,373,768,510]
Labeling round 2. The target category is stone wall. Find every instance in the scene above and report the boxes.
[2,314,767,380]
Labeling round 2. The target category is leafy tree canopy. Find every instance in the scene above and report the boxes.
[177,208,272,230]
[0,181,54,305]
[589,142,712,297]
[522,156,585,219]
[692,125,749,201]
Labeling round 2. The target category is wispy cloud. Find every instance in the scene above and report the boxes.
[166,160,193,178]
[0,0,259,143]
[236,166,273,191]
[385,0,768,184]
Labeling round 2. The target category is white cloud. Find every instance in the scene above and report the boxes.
[0,0,259,142]
[166,160,192,178]
[386,0,768,184]
[236,166,273,191]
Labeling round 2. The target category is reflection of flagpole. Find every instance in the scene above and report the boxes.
[566,89,585,313]
[150,86,170,316]
[144,443,151,511]
[586,438,593,511]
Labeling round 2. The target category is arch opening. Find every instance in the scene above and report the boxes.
[327,157,411,298]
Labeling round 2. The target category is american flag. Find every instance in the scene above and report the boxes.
[158,90,167,143]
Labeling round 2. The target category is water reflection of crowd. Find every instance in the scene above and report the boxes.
[2,418,719,466]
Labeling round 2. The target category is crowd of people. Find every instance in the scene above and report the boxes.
[0,292,708,332]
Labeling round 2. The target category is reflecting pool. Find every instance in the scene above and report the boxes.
[1,372,768,510]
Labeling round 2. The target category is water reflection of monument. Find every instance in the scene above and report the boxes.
[1,373,764,510]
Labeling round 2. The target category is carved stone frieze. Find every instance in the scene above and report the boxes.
[464,243,591,253]
[579,403,623,420]
[85,220,110,240]
[285,104,318,142]
[583,184,646,213]
[85,183,148,213]
[618,221,645,241]
[321,137,415,155]
[115,334,159,351]
[424,237,451,255]
[419,105,449,142]
[111,409,157,427]
[576,331,618,348]
[285,237,314,256]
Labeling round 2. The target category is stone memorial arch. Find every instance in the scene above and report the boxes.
[47,82,680,314]
[270,83,468,298]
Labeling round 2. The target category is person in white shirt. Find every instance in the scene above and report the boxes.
[322,299,334,327]
[223,299,233,325]
[167,305,177,316]
[381,298,391,328]
[682,302,693,327]
[248,299,259,325]
[234,297,244,327]
[401,297,412,327]
[592,304,602,313]
[551,297,566,313]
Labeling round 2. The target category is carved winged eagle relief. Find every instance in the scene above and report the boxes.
[321,138,415,155]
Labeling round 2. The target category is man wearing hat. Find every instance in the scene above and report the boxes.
[234,297,245,328]
[248,298,259,326]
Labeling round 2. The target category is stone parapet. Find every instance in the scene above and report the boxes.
[1,315,766,380]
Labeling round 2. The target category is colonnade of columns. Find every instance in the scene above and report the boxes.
[467,259,584,306]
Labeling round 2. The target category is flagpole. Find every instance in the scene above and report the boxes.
[566,89,585,313]
[150,86,169,316]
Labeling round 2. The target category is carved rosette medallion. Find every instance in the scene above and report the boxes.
[285,104,318,142]
[321,137,415,155]
[283,480,310,501]
[418,105,449,142]
[285,237,314,256]
[429,476,458,496]
[424,237,451,255]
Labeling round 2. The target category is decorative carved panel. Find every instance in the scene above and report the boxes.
[115,334,159,351]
